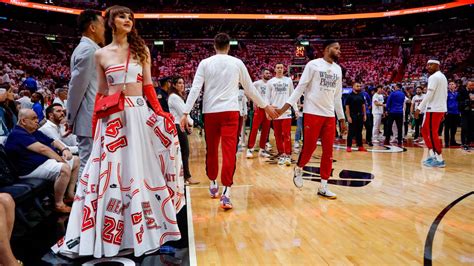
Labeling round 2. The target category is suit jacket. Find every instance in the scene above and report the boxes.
[67,37,100,137]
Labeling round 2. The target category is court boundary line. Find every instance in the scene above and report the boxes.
[423,191,473,266]
[186,186,197,266]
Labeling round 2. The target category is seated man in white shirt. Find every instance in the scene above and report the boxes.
[52,87,68,108]
[39,103,79,154]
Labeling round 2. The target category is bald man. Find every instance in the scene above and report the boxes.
[5,109,80,213]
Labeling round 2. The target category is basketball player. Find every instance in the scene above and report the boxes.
[246,69,272,158]
[415,59,448,167]
[277,40,346,199]
[372,85,385,143]
[267,63,297,166]
[180,33,278,209]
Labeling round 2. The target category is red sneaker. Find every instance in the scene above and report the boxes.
[358,146,368,152]
[346,147,352,152]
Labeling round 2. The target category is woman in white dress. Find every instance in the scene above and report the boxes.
[52,5,185,258]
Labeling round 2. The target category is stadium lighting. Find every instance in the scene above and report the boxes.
[45,36,56,41]
[154,40,164,45]
[230,40,238,46]
[300,40,309,46]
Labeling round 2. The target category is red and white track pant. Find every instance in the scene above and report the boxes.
[422,112,445,155]
[247,108,271,149]
[273,118,292,155]
[297,114,335,180]
[204,111,240,187]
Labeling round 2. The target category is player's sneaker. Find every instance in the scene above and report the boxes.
[293,166,303,188]
[278,156,286,165]
[246,149,253,158]
[258,149,271,158]
[209,182,219,198]
[422,156,435,166]
[318,185,337,199]
[220,195,233,210]
[284,156,292,166]
[265,142,272,152]
[358,146,368,152]
[430,160,446,168]
[346,147,352,152]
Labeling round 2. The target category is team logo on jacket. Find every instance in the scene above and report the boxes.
[136,98,144,106]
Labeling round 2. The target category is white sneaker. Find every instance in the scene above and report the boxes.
[317,185,337,199]
[284,156,292,166]
[278,156,286,165]
[258,149,271,158]
[265,143,272,152]
[293,142,300,149]
[372,139,380,143]
[246,149,253,158]
[293,166,303,188]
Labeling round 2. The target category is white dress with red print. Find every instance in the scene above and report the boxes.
[52,96,185,258]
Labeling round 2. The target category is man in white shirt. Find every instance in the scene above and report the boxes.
[52,87,68,108]
[246,69,272,158]
[277,40,346,199]
[39,103,79,154]
[267,63,297,166]
[371,85,385,142]
[410,86,425,142]
[180,33,278,209]
[415,59,448,167]
[237,87,248,149]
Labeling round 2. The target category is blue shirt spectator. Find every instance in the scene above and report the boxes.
[386,89,405,114]
[362,90,372,114]
[447,90,459,114]
[22,76,38,93]
[5,125,54,176]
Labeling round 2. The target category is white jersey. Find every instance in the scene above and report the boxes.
[184,54,267,114]
[411,94,425,114]
[253,79,269,101]
[417,71,447,113]
[267,76,296,120]
[372,93,384,115]
[238,89,248,116]
[287,58,344,120]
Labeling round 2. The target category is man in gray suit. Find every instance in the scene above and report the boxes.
[65,10,105,176]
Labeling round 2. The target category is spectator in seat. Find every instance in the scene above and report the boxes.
[31,92,45,124]
[52,87,68,108]
[0,193,22,266]
[39,103,79,154]
[0,88,18,142]
[5,109,79,213]
[16,90,33,110]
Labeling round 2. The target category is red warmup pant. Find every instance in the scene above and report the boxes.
[273,118,292,155]
[297,114,335,180]
[247,108,271,149]
[422,112,445,155]
[204,111,240,187]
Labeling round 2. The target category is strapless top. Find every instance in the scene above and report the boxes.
[105,62,143,86]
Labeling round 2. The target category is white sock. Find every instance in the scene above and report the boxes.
[435,153,443,162]
[222,186,231,197]
[321,179,328,187]
[210,180,217,187]
[428,149,435,158]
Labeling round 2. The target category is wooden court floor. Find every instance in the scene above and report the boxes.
[186,130,473,265]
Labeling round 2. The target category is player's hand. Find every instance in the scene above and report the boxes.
[180,115,189,132]
[347,117,352,124]
[414,109,420,120]
[264,105,279,120]
[363,115,367,122]
[340,119,347,135]
[62,149,73,161]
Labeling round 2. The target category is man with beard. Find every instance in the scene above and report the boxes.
[415,59,448,167]
[246,68,272,158]
[277,40,346,199]
[39,103,79,154]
